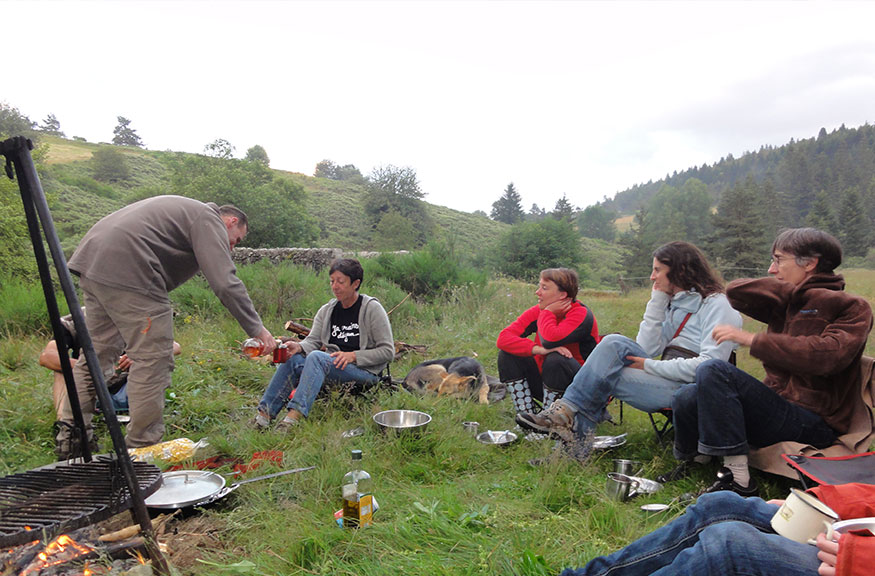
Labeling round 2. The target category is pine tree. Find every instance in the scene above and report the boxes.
[551,195,575,221]
[112,116,144,147]
[838,187,871,257]
[710,177,768,277]
[490,183,524,224]
[806,191,840,237]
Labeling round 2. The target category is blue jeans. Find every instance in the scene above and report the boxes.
[560,334,688,440]
[258,351,379,419]
[672,359,837,460]
[560,491,820,576]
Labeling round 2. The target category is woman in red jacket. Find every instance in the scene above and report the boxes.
[496,268,600,414]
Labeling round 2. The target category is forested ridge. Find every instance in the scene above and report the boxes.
[2,100,874,291]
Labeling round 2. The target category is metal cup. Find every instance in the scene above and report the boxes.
[606,472,640,502]
[462,421,480,435]
[613,459,642,476]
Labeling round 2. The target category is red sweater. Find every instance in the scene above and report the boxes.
[809,483,875,576]
[496,302,599,372]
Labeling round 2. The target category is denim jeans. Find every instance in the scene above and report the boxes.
[560,334,689,440]
[560,491,820,576]
[258,351,379,418]
[672,359,837,460]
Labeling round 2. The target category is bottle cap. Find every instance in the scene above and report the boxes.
[351,449,362,460]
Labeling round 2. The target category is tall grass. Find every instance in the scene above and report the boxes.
[1,266,874,574]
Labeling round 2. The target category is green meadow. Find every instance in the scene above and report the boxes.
[1,265,873,575]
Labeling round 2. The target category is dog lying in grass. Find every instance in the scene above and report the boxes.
[402,356,490,404]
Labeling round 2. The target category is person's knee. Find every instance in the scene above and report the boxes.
[698,521,762,557]
[690,491,746,517]
[671,383,697,412]
[695,358,730,383]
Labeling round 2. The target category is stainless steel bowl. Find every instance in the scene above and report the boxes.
[373,410,431,435]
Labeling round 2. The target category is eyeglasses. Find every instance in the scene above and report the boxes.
[770,254,792,266]
[771,254,809,266]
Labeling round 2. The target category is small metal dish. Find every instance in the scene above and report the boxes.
[640,503,670,513]
[628,476,663,495]
[592,434,627,450]
[476,430,519,446]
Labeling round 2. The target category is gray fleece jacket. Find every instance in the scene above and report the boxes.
[300,294,395,375]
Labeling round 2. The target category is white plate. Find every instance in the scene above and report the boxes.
[592,435,627,450]
[832,517,875,535]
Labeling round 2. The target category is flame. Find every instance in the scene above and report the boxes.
[19,533,94,576]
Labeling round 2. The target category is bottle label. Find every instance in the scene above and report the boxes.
[358,494,373,528]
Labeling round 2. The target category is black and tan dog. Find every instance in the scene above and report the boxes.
[402,356,490,404]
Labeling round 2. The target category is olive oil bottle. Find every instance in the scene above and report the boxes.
[341,449,373,528]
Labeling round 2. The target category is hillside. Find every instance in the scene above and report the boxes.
[603,123,875,219]
[38,136,508,253]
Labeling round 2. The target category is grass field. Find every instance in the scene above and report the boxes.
[1,267,873,575]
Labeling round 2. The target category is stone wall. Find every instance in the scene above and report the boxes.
[231,248,343,271]
[231,248,410,271]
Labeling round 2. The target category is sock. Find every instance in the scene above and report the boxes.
[723,455,750,487]
[692,454,712,465]
[543,389,558,407]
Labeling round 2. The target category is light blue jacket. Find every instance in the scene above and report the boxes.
[638,289,742,383]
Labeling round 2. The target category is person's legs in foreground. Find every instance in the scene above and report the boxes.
[559,491,819,576]
[58,282,124,458]
[516,334,685,457]
[672,359,836,493]
[256,353,308,427]
[498,350,545,413]
[274,350,379,430]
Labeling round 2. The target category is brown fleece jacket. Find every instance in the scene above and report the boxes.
[727,274,873,434]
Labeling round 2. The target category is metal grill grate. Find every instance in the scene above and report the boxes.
[0,457,162,547]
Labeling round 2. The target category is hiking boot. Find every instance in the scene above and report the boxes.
[253,408,271,430]
[656,460,695,484]
[702,467,759,498]
[515,401,575,441]
[55,421,98,461]
[275,409,303,432]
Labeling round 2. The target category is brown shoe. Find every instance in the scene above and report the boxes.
[275,409,303,432]
[515,401,575,441]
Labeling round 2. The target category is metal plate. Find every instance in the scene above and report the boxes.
[144,470,226,509]
[592,435,627,450]
[476,430,518,446]
[628,476,663,495]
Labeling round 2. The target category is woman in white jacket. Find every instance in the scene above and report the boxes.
[515,242,742,459]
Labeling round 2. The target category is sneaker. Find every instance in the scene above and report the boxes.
[656,460,695,484]
[702,467,759,498]
[253,408,271,430]
[275,409,303,432]
[514,401,575,441]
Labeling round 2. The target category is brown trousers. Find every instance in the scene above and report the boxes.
[62,277,175,448]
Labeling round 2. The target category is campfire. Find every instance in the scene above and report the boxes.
[0,513,173,576]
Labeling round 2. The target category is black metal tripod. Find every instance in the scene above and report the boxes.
[1,136,170,575]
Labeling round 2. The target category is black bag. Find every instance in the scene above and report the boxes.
[660,345,698,361]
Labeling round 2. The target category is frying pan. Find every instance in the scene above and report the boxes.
[144,465,315,511]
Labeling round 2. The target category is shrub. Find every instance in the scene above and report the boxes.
[491,219,584,282]
[369,240,487,299]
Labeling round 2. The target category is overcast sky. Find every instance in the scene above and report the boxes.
[4,0,875,214]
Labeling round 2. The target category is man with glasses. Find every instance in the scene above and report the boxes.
[659,228,873,496]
